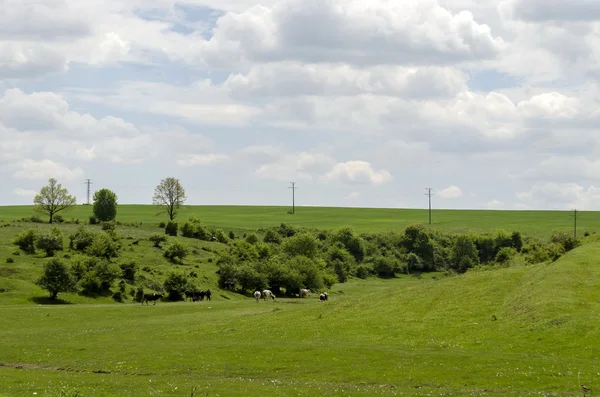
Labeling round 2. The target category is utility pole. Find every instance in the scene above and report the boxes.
[289,182,297,214]
[425,188,433,224]
[571,208,578,239]
[84,179,92,205]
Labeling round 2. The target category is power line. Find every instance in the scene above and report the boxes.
[425,188,433,224]
[289,182,297,214]
[84,179,93,205]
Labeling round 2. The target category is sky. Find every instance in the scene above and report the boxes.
[2,0,600,210]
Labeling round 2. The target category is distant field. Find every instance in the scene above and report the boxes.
[1,244,599,396]
[0,204,593,237]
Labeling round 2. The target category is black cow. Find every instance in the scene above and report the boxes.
[319,292,328,302]
[205,289,212,301]
[142,293,164,305]
[186,290,205,302]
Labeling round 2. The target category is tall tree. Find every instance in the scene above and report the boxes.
[153,177,187,221]
[33,178,77,224]
[93,188,118,222]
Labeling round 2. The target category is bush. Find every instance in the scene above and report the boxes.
[54,214,64,223]
[112,291,124,302]
[69,226,94,251]
[163,271,192,301]
[164,242,188,263]
[158,221,166,228]
[13,229,37,254]
[29,215,44,223]
[228,231,235,240]
[550,231,580,252]
[149,234,167,248]
[134,286,145,302]
[355,265,371,279]
[86,232,120,259]
[6,257,14,264]
[119,262,138,283]
[215,229,229,244]
[245,233,258,244]
[36,227,63,257]
[89,216,98,225]
[101,220,116,232]
[165,221,178,236]
[263,229,281,244]
[496,247,517,263]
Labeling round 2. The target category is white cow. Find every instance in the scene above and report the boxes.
[300,288,311,298]
[262,290,275,301]
[253,290,261,302]
[319,292,328,301]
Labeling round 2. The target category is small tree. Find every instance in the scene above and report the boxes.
[153,177,187,221]
[33,178,77,224]
[13,229,38,254]
[93,188,118,222]
[35,258,77,300]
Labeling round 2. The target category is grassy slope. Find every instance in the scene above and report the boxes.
[0,204,595,237]
[1,243,599,396]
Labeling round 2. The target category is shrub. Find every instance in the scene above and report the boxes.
[263,229,281,244]
[496,247,517,264]
[149,234,167,248]
[164,242,188,263]
[101,220,116,232]
[282,233,319,259]
[119,262,138,283]
[134,286,145,302]
[163,271,191,301]
[86,232,120,259]
[69,226,94,251]
[36,227,63,257]
[6,257,14,264]
[215,229,228,244]
[245,233,258,244]
[89,216,98,225]
[93,188,118,222]
[550,231,580,252]
[158,221,166,228]
[355,265,371,279]
[112,291,124,302]
[228,231,235,240]
[165,221,178,236]
[13,229,37,254]
[54,214,64,223]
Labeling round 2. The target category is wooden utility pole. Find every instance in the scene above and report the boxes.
[289,182,297,214]
[571,208,578,239]
[425,188,433,224]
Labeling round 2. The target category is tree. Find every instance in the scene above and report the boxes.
[33,178,77,224]
[93,188,118,222]
[35,258,77,300]
[153,177,187,221]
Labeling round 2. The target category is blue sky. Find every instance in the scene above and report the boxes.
[2,0,600,210]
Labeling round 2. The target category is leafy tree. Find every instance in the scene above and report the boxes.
[163,242,188,263]
[148,234,167,248]
[33,178,77,224]
[153,177,187,221]
[282,233,319,259]
[93,188,118,222]
[13,229,38,254]
[35,258,77,300]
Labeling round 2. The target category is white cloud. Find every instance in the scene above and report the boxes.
[177,153,229,166]
[12,159,84,181]
[322,161,392,186]
[487,199,504,209]
[12,188,37,197]
[438,185,463,199]
[516,182,600,209]
[346,192,360,200]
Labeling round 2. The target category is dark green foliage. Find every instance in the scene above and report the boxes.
[54,215,64,223]
[119,262,137,283]
[163,271,192,301]
[277,223,296,237]
[263,229,281,244]
[6,257,14,264]
[355,265,371,279]
[451,235,480,273]
[181,220,208,240]
[36,227,63,257]
[282,233,319,259]
[550,231,580,252]
[112,291,123,302]
[496,247,517,263]
[228,230,235,240]
[334,226,365,262]
[69,226,94,251]
[163,242,188,263]
[134,286,145,302]
[13,229,37,254]
[89,216,98,225]
[511,231,523,252]
[101,220,116,232]
[245,233,258,244]
[149,234,167,248]
[35,258,77,300]
[215,229,228,244]
[86,232,120,259]
[93,188,118,222]
[158,221,166,228]
[165,221,178,236]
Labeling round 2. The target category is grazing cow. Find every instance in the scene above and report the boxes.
[185,290,204,302]
[262,289,275,301]
[300,288,311,298]
[319,292,328,302]
[142,293,164,305]
[205,289,212,301]
[253,290,261,302]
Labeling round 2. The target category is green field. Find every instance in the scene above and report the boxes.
[0,204,592,237]
[1,246,599,396]
[0,205,598,396]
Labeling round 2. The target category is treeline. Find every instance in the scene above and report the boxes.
[198,222,581,296]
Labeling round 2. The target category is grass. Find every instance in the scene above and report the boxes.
[0,204,593,237]
[0,204,598,396]
[0,246,599,396]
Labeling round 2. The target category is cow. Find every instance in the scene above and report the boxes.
[319,292,328,302]
[262,290,275,301]
[205,289,212,301]
[253,290,261,302]
[186,290,206,302]
[142,293,164,305]
[300,288,311,298]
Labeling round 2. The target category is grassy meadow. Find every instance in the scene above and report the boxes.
[0,204,594,237]
[0,204,599,396]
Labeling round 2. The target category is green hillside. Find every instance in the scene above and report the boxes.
[1,242,598,396]
[0,204,592,237]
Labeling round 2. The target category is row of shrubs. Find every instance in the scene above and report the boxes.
[15,215,143,228]
[213,223,582,296]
